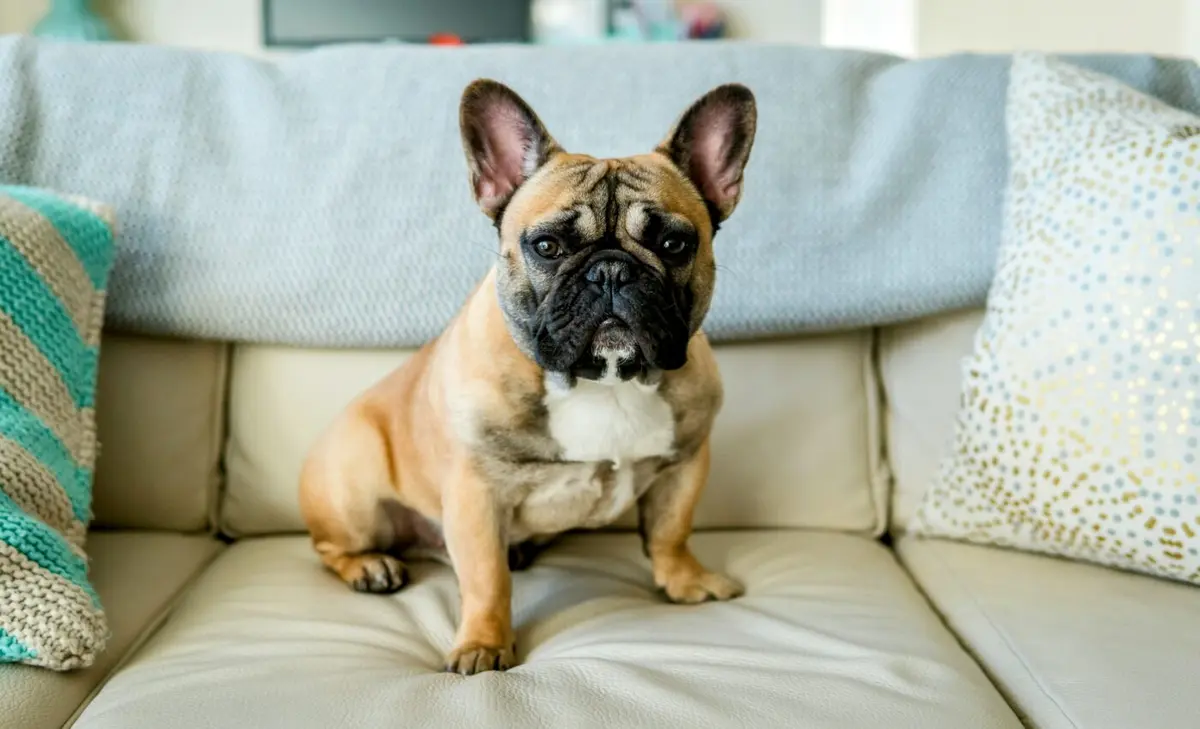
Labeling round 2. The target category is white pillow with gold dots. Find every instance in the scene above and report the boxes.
[910,53,1200,584]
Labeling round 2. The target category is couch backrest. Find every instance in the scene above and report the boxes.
[91,334,226,532]
[218,330,889,537]
[878,308,984,532]
[92,308,988,539]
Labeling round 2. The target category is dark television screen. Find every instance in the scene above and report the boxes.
[263,0,532,46]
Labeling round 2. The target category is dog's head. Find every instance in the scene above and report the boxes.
[459,80,756,382]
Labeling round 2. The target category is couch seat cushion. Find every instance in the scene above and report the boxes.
[75,532,1018,729]
[0,532,223,729]
[898,537,1200,729]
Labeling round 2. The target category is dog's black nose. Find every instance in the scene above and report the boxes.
[586,259,634,289]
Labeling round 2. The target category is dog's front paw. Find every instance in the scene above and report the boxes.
[444,642,516,675]
[658,568,744,604]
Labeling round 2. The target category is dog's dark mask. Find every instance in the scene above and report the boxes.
[529,241,693,380]
[459,80,756,382]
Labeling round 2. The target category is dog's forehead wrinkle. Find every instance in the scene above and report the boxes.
[582,161,609,190]
[619,163,657,189]
[624,202,651,240]
[536,208,579,229]
[573,205,601,239]
[603,169,620,244]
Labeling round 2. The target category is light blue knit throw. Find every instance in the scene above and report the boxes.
[0,39,1197,347]
[0,185,116,670]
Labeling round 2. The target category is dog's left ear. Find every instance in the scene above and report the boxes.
[460,79,561,219]
[658,84,757,223]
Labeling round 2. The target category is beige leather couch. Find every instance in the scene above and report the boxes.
[3,309,1194,729]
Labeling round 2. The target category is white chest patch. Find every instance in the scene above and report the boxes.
[508,374,681,537]
[511,375,676,539]
[544,376,676,466]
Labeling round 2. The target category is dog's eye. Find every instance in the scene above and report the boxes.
[660,238,690,256]
[531,236,562,259]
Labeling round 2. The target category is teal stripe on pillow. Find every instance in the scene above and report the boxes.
[0,389,90,521]
[1,186,115,290]
[0,185,114,670]
[0,630,37,663]
[0,240,96,408]
[0,489,97,604]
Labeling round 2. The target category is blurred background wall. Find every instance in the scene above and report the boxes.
[0,0,1196,58]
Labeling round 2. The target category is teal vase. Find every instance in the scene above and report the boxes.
[33,0,114,41]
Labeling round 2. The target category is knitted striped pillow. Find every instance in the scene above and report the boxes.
[0,186,116,670]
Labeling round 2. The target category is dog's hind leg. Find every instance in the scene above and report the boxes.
[299,410,411,594]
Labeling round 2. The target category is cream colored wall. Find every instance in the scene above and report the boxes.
[3,0,821,50]
[820,0,1198,57]
[1184,0,1200,56]
[822,0,916,56]
[918,0,1191,56]
[0,0,1197,58]
[95,0,263,54]
[0,0,266,54]
[685,0,822,44]
[0,0,47,35]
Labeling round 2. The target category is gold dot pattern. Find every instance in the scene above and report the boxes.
[912,54,1200,585]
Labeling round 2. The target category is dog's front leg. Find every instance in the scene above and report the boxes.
[638,439,744,604]
[442,461,515,675]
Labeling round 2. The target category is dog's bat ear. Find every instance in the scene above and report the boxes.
[658,84,757,223]
[460,79,562,219]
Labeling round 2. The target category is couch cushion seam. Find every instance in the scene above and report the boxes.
[64,538,225,728]
[205,343,231,537]
[864,327,891,537]
[915,541,1082,729]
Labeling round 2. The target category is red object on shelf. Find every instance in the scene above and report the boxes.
[428,33,464,46]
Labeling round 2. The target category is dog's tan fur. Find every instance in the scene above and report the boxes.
[300,81,755,675]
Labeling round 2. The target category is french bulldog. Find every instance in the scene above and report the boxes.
[299,78,757,675]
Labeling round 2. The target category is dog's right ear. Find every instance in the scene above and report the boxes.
[460,79,561,220]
